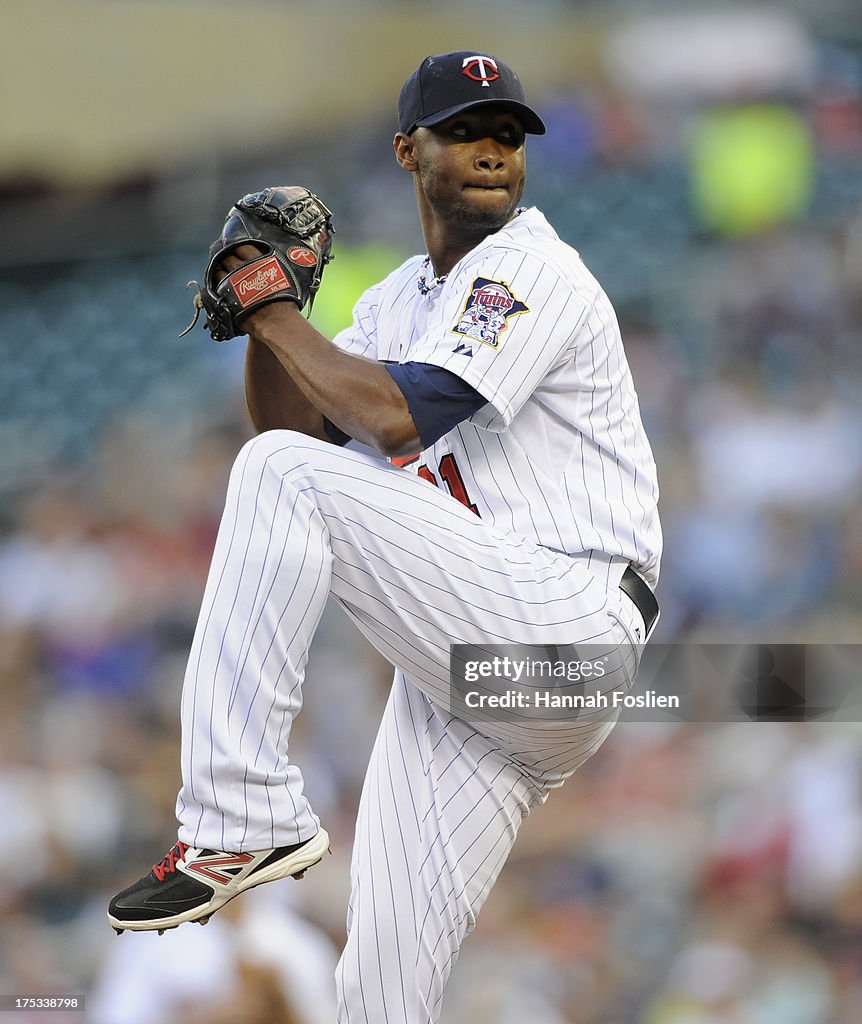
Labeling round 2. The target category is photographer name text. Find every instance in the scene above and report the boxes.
[463,689,679,710]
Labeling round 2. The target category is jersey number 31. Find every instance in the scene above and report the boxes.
[392,453,479,517]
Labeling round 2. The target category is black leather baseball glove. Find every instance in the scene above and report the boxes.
[181,186,334,341]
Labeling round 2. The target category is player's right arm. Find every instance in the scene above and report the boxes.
[246,303,420,456]
[244,335,331,440]
[241,251,484,456]
[238,266,407,450]
[242,265,395,448]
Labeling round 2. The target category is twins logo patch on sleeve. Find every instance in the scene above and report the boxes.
[451,277,529,349]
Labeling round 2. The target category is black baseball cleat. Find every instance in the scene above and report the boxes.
[107,828,330,933]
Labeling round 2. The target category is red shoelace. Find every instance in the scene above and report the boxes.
[152,842,190,882]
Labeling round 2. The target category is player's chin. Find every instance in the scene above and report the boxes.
[454,189,518,229]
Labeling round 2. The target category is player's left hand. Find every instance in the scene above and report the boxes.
[215,245,264,279]
[181,185,335,342]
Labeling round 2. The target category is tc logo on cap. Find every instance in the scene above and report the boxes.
[461,55,499,87]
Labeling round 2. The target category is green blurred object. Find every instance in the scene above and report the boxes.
[690,104,814,236]
[309,243,408,338]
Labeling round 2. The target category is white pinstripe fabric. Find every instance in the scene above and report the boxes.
[333,208,662,587]
[336,674,544,1023]
[176,432,644,1021]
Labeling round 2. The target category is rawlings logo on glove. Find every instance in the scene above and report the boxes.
[233,258,292,304]
[181,185,335,342]
[287,247,318,267]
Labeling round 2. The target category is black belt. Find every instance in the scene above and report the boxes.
[619,567,659,638]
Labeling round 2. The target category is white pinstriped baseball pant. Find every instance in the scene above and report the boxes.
[175,430,644,1023]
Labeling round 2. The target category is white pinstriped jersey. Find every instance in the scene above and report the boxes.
[333,207,662,587]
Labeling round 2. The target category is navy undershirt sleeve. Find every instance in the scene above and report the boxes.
[385,362,488,449]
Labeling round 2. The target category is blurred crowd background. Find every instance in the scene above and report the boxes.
[2,1,862,1021]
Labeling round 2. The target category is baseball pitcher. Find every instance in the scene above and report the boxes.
[109,50,662,1024]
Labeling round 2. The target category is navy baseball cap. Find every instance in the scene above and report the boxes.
[398,51,546,136]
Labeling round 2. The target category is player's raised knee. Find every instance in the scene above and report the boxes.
[230,429,318,480]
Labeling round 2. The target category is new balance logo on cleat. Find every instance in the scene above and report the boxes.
[107,828,330,933]
[185,851,255,885]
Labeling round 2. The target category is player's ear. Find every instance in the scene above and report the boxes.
[393,132,419,172]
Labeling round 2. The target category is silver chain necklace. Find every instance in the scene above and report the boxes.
[417,256,448,297]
